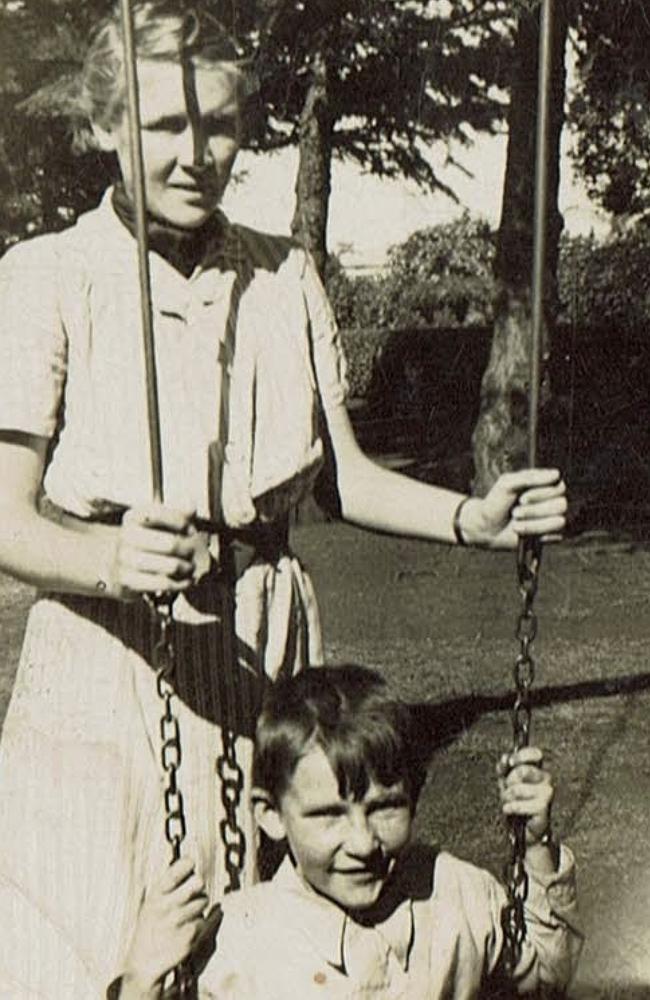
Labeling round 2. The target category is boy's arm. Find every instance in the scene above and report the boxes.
[107,859,208,1000]
[516,842,583,992]
[496,748,584,992]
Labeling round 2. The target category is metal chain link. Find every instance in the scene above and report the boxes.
[215,553,247,894]
[149,594,196,999]
[217,726,246,892]
[501,536,542,978]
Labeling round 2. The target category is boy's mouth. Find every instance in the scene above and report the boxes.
[334,855,392,880]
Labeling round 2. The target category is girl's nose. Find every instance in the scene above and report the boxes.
[176,123,211,169]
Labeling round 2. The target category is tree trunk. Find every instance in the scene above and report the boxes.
[291,48,334,279]
[472,2,568,495]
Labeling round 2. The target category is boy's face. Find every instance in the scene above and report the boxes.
[269,745,413,912]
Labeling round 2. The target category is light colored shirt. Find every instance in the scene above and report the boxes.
[199,843,582,999]
[0,189,348,526]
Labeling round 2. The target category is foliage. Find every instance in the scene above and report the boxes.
[571,0,650,219]
[253,0,513,188]
[380,213,496,328]
[332,213,650,346]
[0,0,114,248]
[338,326,389,401]
[557,224,650,331]
[327,214,497,332]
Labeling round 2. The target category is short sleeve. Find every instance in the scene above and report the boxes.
[0,238,68,437]
[300,252,349,410]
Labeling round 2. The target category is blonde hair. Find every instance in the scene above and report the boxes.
[77,1,255,148]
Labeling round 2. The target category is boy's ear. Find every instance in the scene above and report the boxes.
[252,787,286,842]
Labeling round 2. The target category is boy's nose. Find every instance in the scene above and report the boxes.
[344,814,378,858]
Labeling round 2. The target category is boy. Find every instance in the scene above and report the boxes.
[118,665,582,998]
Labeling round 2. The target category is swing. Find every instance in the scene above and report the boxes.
[118,3,246,995]
[500,0,555,980]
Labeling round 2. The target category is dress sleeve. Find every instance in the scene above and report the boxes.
[0,239,68,437]
[299,251,349,411]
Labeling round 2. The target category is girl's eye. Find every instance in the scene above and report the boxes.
[204,116,238,138]
[143,116,187,135]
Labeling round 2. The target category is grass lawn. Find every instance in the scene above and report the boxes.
[2,524,650,997]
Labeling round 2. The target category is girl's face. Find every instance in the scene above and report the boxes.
[94,58,241,229]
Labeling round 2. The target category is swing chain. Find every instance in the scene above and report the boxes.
[215,562,247,894]
[217,726,246,892]
[501,536,542,977]
[149,594,195,999]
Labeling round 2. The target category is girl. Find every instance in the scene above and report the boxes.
[0,3,566,995]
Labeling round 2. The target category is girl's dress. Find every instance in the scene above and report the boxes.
[0,189,348,998]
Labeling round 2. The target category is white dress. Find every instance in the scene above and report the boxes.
[0,191,348,998]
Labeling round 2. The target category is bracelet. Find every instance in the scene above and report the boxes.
[106,977,122,1000]
[452,496,471,546]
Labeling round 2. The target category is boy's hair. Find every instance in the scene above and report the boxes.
[254,665,427,809]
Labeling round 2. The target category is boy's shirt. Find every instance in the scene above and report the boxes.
[198,842,582,999]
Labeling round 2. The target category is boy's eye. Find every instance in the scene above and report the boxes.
[367,796,409,816]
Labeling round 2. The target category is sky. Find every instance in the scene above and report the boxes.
[222,124,611,272]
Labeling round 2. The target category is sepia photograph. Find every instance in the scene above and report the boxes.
[0,0,647,996]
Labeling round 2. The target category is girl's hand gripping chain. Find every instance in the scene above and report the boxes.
[107,504,212,600]
[458,469,567,549]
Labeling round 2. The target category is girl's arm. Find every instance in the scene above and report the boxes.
[0,432,199,599]
[324,403,567,549]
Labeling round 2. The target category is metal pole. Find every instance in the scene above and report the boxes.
[528,0,555,467]
[119,0,164,501]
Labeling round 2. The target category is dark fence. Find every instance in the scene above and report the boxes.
[340,323,650,536]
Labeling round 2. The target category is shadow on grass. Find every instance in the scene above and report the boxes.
[411,669,650,762]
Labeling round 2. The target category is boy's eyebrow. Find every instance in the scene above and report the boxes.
[301,801,348,817]
[365,789,410,807]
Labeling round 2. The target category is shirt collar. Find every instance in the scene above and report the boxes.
[273,856,415,973]
[90,188,249,319]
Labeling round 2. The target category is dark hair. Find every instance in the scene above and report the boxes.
[77,1,256,147]
[254,665,427,809]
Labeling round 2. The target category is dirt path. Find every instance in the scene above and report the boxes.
[2,525,650,996]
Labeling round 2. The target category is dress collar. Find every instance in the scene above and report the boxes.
[92,188,249,319]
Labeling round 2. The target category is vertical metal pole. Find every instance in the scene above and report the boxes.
[119,6,195,994]
[528,0,554,467]
[119,0,164,501]
[504,1,555,976]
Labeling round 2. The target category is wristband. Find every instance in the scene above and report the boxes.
[452,496,471,546]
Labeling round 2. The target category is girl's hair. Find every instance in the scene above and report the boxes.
[78,1,255,146]
[254,665,428,809]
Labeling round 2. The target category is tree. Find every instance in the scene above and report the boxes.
[0,0,114,248]
[471,0,569,494]
[570,0,650,219]
[253,0,513,275]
